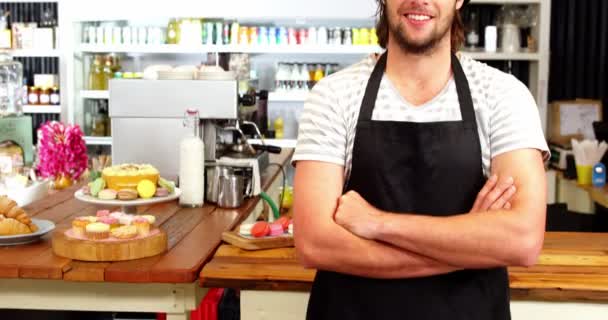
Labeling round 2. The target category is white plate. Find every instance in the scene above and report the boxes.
[0,218,56,246]
[74,188,182,207]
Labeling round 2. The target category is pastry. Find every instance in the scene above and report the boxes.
[117,189,138,200]
[158,177,175,194]
[251,221,270,238]
[98,189,118,200]
[96,210,111,218]
[133,217,150,236]
[110,225,138,239]
[139,215,156,224]
[81,185,91,195]
[0,196,37,233]
[239,223,254,237]
[269,223,284,236]
[90,178,106,197]
[154,187,169,197]
[97,217,120,229]
[109,211,125,220]
[118,214,134,226]
[72,217,92,236]
[137,180,156,199]
[102,164,160,191]
[85,222,110,240]
[0,218,32,236]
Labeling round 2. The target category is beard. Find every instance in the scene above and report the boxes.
[388,10,454,55]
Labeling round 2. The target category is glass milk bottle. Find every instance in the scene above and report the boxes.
[179,109,205,207]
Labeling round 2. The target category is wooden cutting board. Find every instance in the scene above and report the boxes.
[221,231,294,251]
[52,228,168,262]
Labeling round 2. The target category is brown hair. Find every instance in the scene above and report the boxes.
[375,1,465,53]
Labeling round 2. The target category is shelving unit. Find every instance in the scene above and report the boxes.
[62,0,551,148]
[23,105,62,114]
[9,49,62,58]
[83,136,112,146]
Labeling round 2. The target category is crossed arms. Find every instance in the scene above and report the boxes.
[293,149,546,279]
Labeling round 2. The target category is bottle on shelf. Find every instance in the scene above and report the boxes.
[466,11,480,49]
[88,55,104,90]
[102,55,113,90]
[27,86,39,105]
[298,64,309,91]
[39,86,50,105]
[50,86,60,105]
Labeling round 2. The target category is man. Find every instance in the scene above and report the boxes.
[292,0,549,319]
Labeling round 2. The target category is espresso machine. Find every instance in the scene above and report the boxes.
[109,78,277,202]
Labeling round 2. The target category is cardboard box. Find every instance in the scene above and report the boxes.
[549,99,603,146]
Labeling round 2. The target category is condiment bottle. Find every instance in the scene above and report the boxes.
[27,86,39,105]
[39,87,50,105]
[50,86,60,105]
[179,109,205,207]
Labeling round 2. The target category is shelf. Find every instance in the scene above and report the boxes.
[84,136,112,146]
[268,91,309,103]
[76,44,383,55]
[8,49,61,57]
[22,105,61,114]
[81,90,109,99]
[460,51,541,61]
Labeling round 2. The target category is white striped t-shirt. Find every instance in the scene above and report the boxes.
[292,54,549,179]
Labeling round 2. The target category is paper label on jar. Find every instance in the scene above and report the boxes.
[50,94,60,104]
[28,93,38,104]
[40,94,50,104]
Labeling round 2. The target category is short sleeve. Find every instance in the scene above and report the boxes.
[489,74,549,160]
[292,78,348,167]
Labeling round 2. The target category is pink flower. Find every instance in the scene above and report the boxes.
[37,121,88,180]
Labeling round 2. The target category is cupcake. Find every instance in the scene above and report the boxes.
[133,217,150,236]
[97,216,120,229]
[96,210,111,218]
[85,223,110,240]
[111,225,138,239]
[72,217,92,236]
[139,215,156,225]
[118,214,134,226]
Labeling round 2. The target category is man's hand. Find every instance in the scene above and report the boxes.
[470,175,516,213]
[334,191,384,240]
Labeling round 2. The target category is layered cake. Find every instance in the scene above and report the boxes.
[102,164,160,191]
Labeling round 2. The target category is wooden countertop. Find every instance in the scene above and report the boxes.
[201,232,608,302]
[0,149,293,283]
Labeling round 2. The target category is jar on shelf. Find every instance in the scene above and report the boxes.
[50,87,60,105]
[27,86,39,105]
[0,52,24,117]
[39,87,51,105]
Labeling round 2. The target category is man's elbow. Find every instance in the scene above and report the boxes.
[295,234,322,269]
[512,225,545,267]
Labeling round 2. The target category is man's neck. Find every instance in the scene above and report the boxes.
[384,38,453,106]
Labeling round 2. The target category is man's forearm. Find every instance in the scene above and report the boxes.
[374,209,542,268]
[298,223,460,279]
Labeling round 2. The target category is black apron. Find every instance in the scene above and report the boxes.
[306,52,510,320]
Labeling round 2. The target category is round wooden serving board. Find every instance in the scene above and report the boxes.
[52,228,168,262]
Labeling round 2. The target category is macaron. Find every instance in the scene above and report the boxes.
[117,189,138,201]
[275,216,291,231]
[96,210,111,218]
[269,223,284,236]
[251,221,270,238]
[239,223,254,237]
[98,189,117,200]
[137,180,157,199]
[81,185,91,195]
[154,187,169,197]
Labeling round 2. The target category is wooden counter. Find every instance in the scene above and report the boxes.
[0,149,293,319]
[201,232,608,303]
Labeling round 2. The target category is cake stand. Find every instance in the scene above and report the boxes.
[74,188,182,213]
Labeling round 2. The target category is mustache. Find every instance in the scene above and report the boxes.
[397,3,436,16]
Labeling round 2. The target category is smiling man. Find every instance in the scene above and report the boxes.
[292,0,549,319]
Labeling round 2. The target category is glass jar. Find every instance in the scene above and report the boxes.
[39,87,51,105]
[50,86,60,105]
[0,52,24,117]
[27,86,39,105]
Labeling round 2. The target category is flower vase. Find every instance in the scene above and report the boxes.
[53,174,73,190]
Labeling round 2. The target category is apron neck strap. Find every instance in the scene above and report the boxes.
[358,52,477,126]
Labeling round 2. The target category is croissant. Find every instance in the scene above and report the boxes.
[0,218,32,236]
[0,196,36,232]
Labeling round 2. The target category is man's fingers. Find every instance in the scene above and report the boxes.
[471,175,498,212]
[489,186,516,210]
[479,177,514,210]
